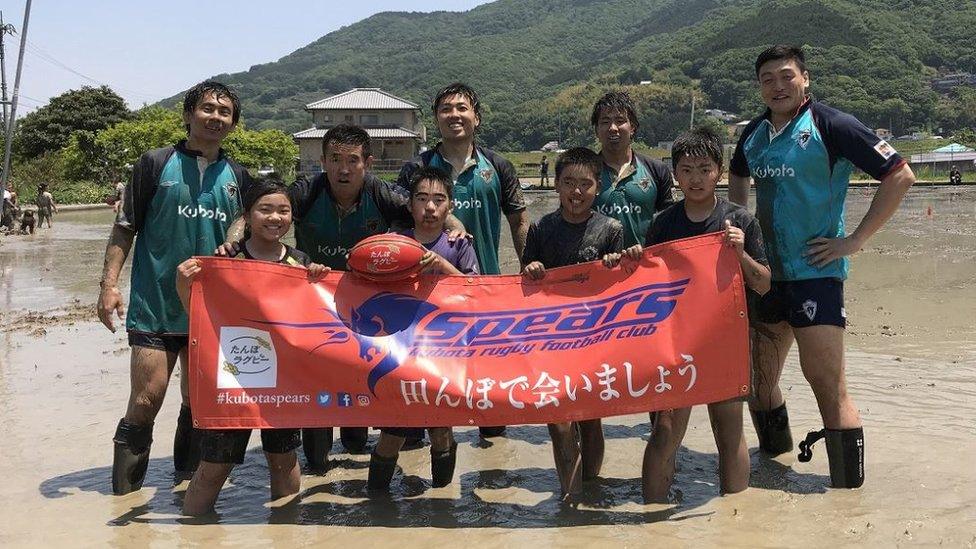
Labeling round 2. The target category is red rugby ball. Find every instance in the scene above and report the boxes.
[347,233,426,282]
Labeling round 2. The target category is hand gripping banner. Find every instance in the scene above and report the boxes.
[188,232,750,429]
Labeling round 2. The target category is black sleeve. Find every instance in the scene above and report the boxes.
[285,245,313,267]
[394,159,420,196]
[729,118,763,178]
[288,174,321,222]
[814,103,906,181]
[487,150,526,215]
[644,209,669,246]
[118,148,170,233]
[522,222,542,265]
[742,214,768,267]
[607,219,623,254]
[645,157,676,213]
[369,176,414,228]
[233,164,256,207]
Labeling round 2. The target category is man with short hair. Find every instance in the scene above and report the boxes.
[97,81,252,495]
[396,83,528,438]
[729,45,915,488]
[591,91,675,248]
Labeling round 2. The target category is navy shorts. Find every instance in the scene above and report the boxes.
[201,428,301,464]
[128,332,188,354]
[756,278,846,328]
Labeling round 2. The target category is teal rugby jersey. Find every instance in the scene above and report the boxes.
[396,144,525,274]
[118,141,250,334]
[731,99,905,281]
[593,151,675,248]
[289,173,413,269]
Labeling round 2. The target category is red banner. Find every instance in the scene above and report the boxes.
[188,232,750,429]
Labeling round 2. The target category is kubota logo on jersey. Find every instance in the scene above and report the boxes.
[752,164,796,179]
[453,197,483,210]
[597,203,642,215]
[178,204,227,222]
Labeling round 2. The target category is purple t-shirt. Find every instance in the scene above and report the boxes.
[400,229,480,275]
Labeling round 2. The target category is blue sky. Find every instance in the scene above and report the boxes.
[2,0,491,114]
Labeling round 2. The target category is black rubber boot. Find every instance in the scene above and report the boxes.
[340,427,369,453]
[112,418,152,495]
[367,451,398,492]
[479,426,506,438]
[750,402,793,455]
[173,405,202,473]
[430,442,458,488]
[825,427,865,488]
[302,427,333,471]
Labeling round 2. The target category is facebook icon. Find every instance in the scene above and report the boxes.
[337,392,353,407]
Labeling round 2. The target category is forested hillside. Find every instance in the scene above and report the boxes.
[158,0,976,149]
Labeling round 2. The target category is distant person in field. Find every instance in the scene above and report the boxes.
[540,155,550,186]
[949,166,961,185]
[396,82,528,439]
[97,81,252,496]
[35,183,58,228]
[590,91,675,248]
[729,45,915,488]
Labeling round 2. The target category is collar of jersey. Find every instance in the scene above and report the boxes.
[599,148,638,187]
[760,96,814,140]
[176,139,226,161]
[433,142,483,174]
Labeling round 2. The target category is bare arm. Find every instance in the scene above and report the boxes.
[507,210,529,268]
[215,216,247,256]
[805,164,915,267]
[739,253,771,295]
[728,174,751,207]
[96,225,135,332]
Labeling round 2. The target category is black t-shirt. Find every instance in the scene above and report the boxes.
[646,197,767,319]
[232,242,312,267]
[523,210,623,269]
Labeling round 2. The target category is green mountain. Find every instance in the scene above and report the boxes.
[161,0,976,149]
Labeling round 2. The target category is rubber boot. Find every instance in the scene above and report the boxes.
[367,451,398,492]
[173,405,202,473]
[112,418,152,495]
[750,402,793,455]
[302,427,333,471]
[430,442,458,488]
[340,427,369,453]
[825,427,865,488]
[479,425,506,438]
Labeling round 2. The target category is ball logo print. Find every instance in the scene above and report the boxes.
[216,327,278,389]
[347,233,426,282]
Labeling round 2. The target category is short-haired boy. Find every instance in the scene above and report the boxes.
[176,177,328,515]
[366,166,479,493]
[522,147,641,500]
[640,128,770,503]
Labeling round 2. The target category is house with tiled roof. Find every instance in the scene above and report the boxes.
[293,88,426,175]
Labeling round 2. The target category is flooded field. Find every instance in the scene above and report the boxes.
[1,187,974,547]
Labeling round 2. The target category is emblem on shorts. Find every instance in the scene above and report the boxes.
[479,168,494,181]
[797,130,812,150]
[637,177,651,191]
[217,327,278,389]
[801,300,818,322]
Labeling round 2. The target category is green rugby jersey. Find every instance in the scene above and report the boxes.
[289,173,413,269]
[118,141,251,335]
[396,144,525,274]
[593,150,675,248]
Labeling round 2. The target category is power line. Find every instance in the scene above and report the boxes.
[20,37,158,102]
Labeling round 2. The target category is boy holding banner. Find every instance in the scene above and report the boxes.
[367,166,480,492]
[176,177,328,515]
[640,128,770,503]
[522,147,641,500]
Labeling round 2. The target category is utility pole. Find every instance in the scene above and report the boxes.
[0,11,15,133]
[1,0,31,194]
[689,90,696,130]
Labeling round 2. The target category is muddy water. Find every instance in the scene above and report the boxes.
[1,189,974,547]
